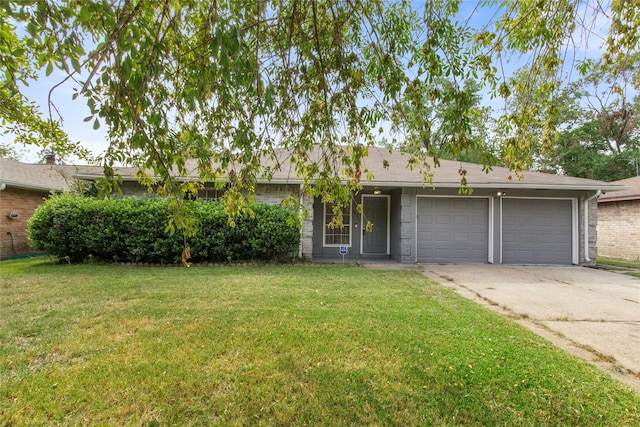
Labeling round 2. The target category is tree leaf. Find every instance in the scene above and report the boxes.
[71,57,81,74]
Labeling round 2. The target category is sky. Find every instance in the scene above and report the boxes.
[16,68,108,163]
[4,1,613,165]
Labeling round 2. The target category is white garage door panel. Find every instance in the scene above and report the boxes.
[417,198,489,263]
[502,199,572,264]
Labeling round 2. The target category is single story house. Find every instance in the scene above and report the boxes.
[597,176,640,261]
[73,146,626,266]
[0,156,73,259]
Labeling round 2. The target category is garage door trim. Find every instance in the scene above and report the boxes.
[415,195,493,264]
[499,196,579,265]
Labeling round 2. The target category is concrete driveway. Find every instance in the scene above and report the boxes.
[420,265,640,392]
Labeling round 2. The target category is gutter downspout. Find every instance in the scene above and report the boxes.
[584,190,601,263]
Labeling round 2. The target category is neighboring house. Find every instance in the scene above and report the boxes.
[597,176,640,261]
[73,146,625,266]
[0,157,76,259]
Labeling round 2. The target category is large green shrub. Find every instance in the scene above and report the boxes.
[28,195,300,264]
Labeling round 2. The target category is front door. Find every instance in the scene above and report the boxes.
[362,195,389,254]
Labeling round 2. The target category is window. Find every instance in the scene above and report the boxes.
[324,202,351,246]
[197,185,226,201]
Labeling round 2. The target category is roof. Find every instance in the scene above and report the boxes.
[598,176,640,202]
[73,146,627,192]
[0,157,74,192]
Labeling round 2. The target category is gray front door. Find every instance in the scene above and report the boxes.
[362,196,389,254]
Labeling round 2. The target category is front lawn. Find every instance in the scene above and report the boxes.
[1,260,638,425]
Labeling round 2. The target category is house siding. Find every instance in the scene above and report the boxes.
[255,184,313,259]
[115,181,313,259]
[312,193,360,259]
[120,181,151,197]
[597,199,640,261]
[0,187,49,258]
[254,184,297,205]
[389,189,402,262]
[399,188,417,263]
[406,187,598,266]
[311,189,400,261]
[299,191,314,258]
[310,186,599,266]
[581,196,598,264]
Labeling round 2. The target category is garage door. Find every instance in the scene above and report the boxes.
[417,197,489,263]
[502,199,572,264]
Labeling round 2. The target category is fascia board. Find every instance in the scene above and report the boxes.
[70,173,629,193]
[0,180,64,192]
[363,181,630,192]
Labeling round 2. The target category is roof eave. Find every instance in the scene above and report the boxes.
[598,195,640,203]
[0,180,64,192]
[70,174,626,192]
[363,181,628,192]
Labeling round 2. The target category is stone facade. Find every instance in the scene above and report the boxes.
[577,195,598,265]
[0,187,49,258]
[399,188,417,263]
[254,184,297,205]
[299,192,314,259]
[119,181,314,259]
[254,184,313,259]
[597,199,640,261]
[586,197,598,264]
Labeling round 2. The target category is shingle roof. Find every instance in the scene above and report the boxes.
[71,145,626,192]
[0,157,73,192]
[305,146,623,191]
[598,176,640,202]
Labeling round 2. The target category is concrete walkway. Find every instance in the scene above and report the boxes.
[418,265,640,393]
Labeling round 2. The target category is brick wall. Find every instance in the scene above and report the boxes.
[0,187,49,259]
[597,200,640,261]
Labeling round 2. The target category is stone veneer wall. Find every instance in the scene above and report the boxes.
[399,188,417,263]
[254,184,312,259]
[0,187,48,258]
[107,181,314,259]
[299,192,314,259]
[597,199,640,261]
[579,195,598,265]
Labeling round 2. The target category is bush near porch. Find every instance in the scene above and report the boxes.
[27,195,300,264]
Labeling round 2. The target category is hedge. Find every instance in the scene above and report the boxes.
[28,195,300,264]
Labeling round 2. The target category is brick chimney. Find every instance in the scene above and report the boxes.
[45,153,56,165]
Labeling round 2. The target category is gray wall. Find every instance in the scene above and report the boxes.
[116,179,600,265]
[389,189,402,262]
[399,188,417,263]
[312,193,363,259]
[397,187,599,265]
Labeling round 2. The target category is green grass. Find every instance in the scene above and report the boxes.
[597,256,640,269]
[597,257,640,278]
[1,260,639,426]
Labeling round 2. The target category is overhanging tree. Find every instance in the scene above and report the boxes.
[1,0,639,234]
[505,55,640,181]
